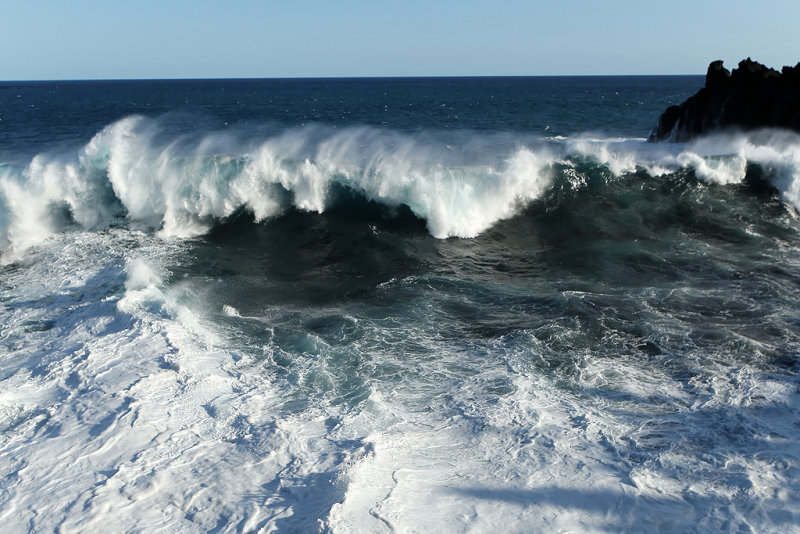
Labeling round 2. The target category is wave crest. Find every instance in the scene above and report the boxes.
[2,117,800,261]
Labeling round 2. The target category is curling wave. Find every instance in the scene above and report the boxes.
[2,116,800,262]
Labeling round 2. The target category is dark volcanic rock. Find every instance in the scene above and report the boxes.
[649,58,800,142]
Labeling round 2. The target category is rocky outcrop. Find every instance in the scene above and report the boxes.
[649,58,800,142]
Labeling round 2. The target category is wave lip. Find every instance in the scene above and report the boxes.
[0,117,557,258]
[2,118,800,261]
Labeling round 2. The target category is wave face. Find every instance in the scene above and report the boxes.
[2,77,800,533]
[3,115,800,261]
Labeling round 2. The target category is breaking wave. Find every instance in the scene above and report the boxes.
[2,115,800,262]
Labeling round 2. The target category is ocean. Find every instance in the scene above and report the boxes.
[1,76,799,533]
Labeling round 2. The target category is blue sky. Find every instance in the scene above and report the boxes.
[2,0,799,80]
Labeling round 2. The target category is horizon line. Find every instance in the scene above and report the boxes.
[0,73,706,83]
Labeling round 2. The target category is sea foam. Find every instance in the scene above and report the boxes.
[3,117,800,262]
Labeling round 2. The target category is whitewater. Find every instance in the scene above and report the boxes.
[1,77,799,533]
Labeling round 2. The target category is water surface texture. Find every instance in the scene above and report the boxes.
[1,77,799,532]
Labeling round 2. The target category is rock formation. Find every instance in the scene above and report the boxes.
[649,58,800,142]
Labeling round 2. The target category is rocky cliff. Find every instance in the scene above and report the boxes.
[649,58,800,142]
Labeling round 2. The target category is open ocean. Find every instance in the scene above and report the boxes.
[1,76,799,533]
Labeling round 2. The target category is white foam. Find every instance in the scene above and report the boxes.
[222,304,241,317]
[1,226,799,532]
[0,231,379,532]
[4,119,800,260]
[4,120,800,532]
[0,118,545,255]
[241,125,554,238]
[676,151,748,184]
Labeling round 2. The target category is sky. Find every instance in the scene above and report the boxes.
[2,0,800,80]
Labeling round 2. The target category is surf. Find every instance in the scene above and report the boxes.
[3,115,800,264]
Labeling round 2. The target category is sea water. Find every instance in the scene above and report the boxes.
[1,77,799,532]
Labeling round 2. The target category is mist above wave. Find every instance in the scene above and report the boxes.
[2,116,800,262]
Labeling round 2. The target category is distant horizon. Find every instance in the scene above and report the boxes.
[1,72,709,84]
[7,58,800,83]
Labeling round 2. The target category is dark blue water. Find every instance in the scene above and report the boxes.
[1,76,799,533]
[0,76,699,154]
